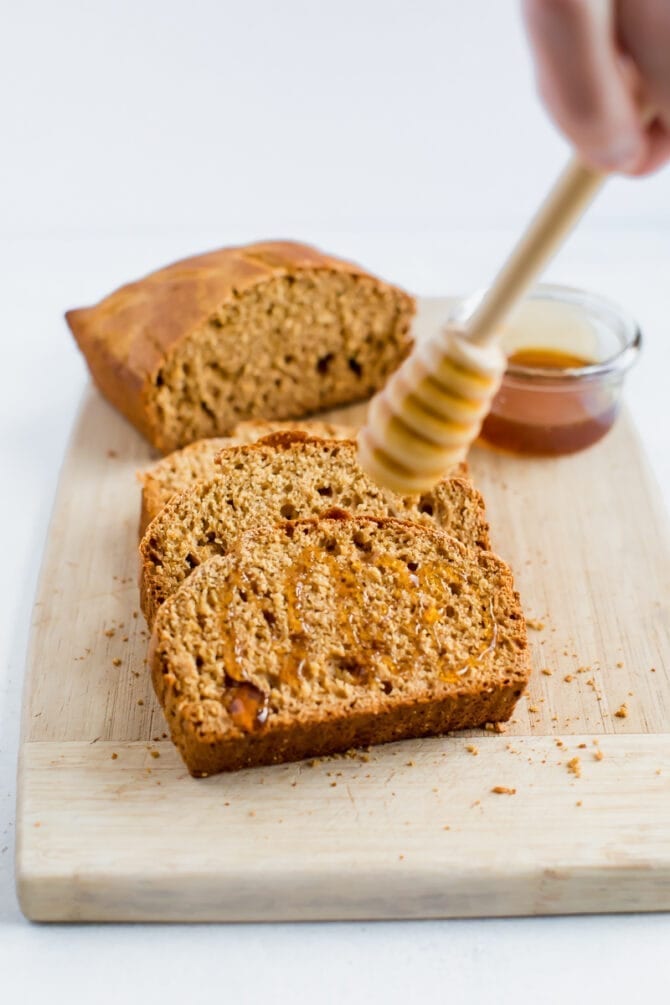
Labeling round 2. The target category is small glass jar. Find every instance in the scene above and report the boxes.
[447,283,642,456]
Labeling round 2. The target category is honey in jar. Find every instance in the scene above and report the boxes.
[469,288,641,456]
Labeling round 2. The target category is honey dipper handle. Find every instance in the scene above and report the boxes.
[466,157,604,346]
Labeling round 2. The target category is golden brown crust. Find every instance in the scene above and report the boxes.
[150,513,529,776]
[66,240,414,451]
[163,684,523,777]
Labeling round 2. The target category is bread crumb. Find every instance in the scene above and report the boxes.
[656,770,662,776]
[491,786,516,795]
[528,705,539,714]
[399,854,404,860]
[616,661,624,668]
[137,699,144,706]
[578,742,587,749]
[576,800,582,807]
[150,750,160,759]
[484,721,506,733]
[105,629,115,638]
[594,749,604,761]
[107,449,118,458]
[330,782,337,787]
[541,668,553,676]
[650,667,656,673]
[122,635,129,643]
[466,744,479,756]
[443,825,450,831]
[526,619,545,631]
[614,703,628,718]
[563,674,574,683]
[555,739,564,747]
[111,752,118,760]
[567,757,581,777]
[112,658,122,667]
[405,760,415,767]
[132,611,139,619]
[248,811,256,817]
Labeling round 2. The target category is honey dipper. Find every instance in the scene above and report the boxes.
[358,156,608,493]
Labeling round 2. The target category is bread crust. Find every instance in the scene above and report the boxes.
[66,241,415,451]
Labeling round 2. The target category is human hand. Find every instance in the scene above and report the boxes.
[522,0,670,175]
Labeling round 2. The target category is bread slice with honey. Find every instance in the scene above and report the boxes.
[150,512,529,776]
[137,419,356,535]
[66,240,415,453]
[139,432,489,625]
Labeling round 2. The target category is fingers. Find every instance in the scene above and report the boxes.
[625,118,670,176]
[522,0,648,172]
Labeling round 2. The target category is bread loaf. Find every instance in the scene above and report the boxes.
[150,512,529,776]
[138,419,356,535]
[139,433,489,625]
[66,241,415,453]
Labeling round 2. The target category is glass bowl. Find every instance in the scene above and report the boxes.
[447,284,642,456]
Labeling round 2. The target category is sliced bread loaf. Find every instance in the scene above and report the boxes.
[138,419,356,534]
[66,240,415,453]
[139,433,489,625]
[150,512,529,776]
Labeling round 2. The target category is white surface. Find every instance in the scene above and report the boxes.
[1,0,669,1000]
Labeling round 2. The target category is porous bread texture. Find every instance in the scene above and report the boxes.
[150,513,529,776]
[137,419,356,535]
[139,433,489,625]
[66,240,415,453]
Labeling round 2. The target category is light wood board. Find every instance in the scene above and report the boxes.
[16,297,670,921]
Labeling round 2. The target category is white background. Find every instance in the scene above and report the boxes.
[1,1,669,1001]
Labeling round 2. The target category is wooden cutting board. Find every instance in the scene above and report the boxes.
[16,297,670,922]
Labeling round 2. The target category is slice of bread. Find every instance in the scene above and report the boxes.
[66,240,415,453]
[139,433,489,625]
[150,512,529,776]
[138,419,356,535]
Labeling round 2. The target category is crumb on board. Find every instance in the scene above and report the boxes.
[567,757,581,777]
[111,752,118,760]
[651,667,656,673]
[105,629,115,638]
[107,449,118,458]
[594,749,604,761]
[563,674,574,683]
[485,721,506,733]
[405,760,415,767]
[466,744,479,756]
[616,661,624,668]
[150,750,160,759]
[112,658,122,667]
[491,786,516,795]
[527,705,539,714]
[541,668,553,676]
[526,619,545,631]
[578,742,587,749]
[614,703,628,719]
[576,800,582,807]
[137,699,144,706]
[443,826,451,831]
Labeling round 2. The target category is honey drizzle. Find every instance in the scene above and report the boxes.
[204,543,502,733]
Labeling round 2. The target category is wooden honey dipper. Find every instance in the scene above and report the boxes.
[358,155,608,493]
